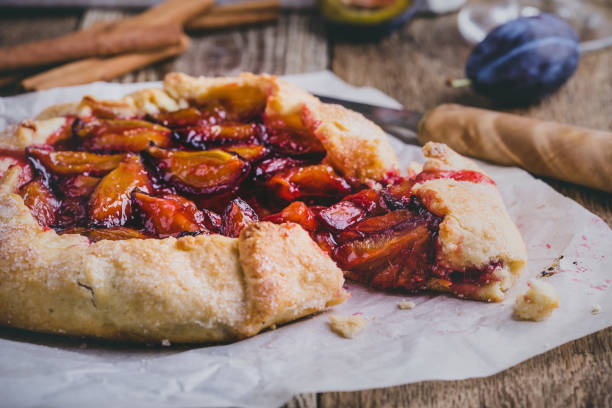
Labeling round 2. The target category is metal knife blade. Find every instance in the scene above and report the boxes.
[314,94,422,145]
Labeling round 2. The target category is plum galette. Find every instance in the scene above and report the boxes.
[0,73,526,343]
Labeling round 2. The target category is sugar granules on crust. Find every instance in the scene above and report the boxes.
[328,315,367,338]
[514,279,560,321]
[398,301,416,310]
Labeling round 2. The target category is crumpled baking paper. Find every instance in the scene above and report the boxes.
[0,71,610,408]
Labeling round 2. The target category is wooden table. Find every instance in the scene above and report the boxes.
[1,5,611,407]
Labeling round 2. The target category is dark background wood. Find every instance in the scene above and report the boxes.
[0,5,610,407]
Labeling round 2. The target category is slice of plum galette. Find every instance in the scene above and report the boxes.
[0,73,526,343]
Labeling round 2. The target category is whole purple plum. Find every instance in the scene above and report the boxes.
[466,13,580,106]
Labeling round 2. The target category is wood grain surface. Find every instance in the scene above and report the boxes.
[0,4,611,407]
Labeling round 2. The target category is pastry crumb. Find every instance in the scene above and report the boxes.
[329,315,366,338]
[591,304,602,315]
[161,339,171,347]
[514,280,559,321]
[398,301,416,310]
[270,324,277,330]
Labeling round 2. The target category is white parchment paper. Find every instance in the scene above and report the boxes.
[0,71,610,408]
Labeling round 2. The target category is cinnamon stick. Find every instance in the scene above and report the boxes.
[207,0,279,14]
[0,23,183,73]
[22,35,190,91]
[186,11,279,31]
[20,0,215,90]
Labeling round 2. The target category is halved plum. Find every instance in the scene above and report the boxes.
[172,123,260,150]
[263,201,318,232]
[220,198,259,238]
[19,177,59,227]
[88,154,151,227]
[132,190,209,237]
[73,118,171,152]
[27,147,125,177]
[263,164,352,201]
[143,146,249,195]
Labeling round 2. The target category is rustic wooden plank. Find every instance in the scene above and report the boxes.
[283,393,318,408]
[0,7,82,48]
[320,327,612,407]
[79,9,328,82]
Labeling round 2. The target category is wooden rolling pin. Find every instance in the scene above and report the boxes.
[418,104,612,193]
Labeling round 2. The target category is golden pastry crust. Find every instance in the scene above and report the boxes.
[416,143,527,301]
[0,164,346,342]
[0,73,527,343]
[1,73,388,343]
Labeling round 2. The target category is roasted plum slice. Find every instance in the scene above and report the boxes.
[253,157,307,181]
[143,146,249,195]
[88,154,151,227]
[332,204,443,290]
[318,200,366,231]
[199,86,267,121]
[172,123,260,150]
[220,198,259,238]
[54,198,89,230]
[381,178,415,210]
[335,208,434,244]
[263,201,318,232]
[334,223,431,271]
[222,144,269,162]
[263,126,326,158]
[132,190,210,237]
[60,175,101,198]
[27,147,125,177]
[263,164,352,201]
[19,177,60,228]
[148,107,209,128]
[73,119,171,152]
[59,226,150,242]
[202,208,222,233]
[317,187,387,231]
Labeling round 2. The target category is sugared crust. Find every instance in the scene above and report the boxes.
[0,73,528,343]
[416,143,527,301]
[238,222,348,336]
[0,166,346,342]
